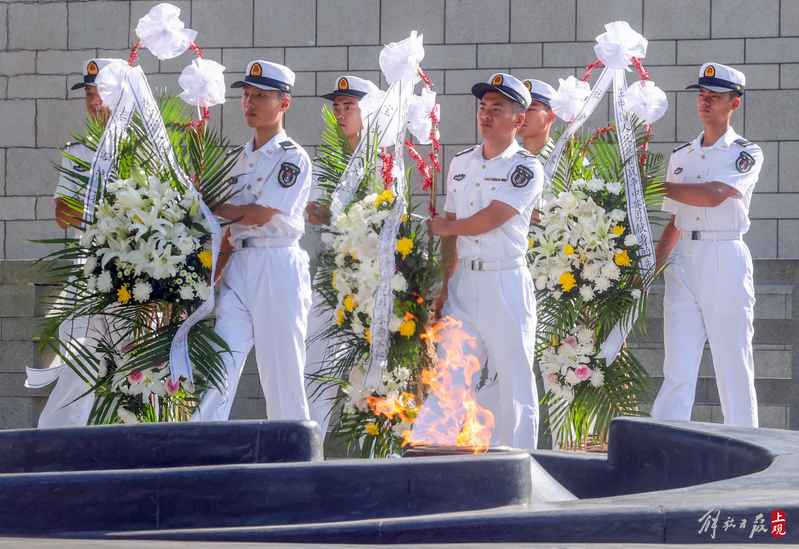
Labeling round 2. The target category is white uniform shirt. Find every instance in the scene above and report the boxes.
[444,140,544,261]
[662,127,762,234]
[54,142,93,200]
[227,130,312,247]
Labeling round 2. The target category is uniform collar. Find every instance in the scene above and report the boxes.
[480,139,521,161]
[246,129,288,156]
[696,126,738,150]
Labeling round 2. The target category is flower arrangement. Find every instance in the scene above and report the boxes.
[38,93,238,424]
[309,67,441,457]
[82,171,214,306]
[531,122,664,448]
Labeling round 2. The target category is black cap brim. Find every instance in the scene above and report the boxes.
[471,83,528,108]
[70,82,97,91]
[321,90,367,101]
[686,76,744,95]
[231,75,292,93]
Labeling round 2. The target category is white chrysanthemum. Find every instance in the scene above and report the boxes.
[179,285,195,300]
[579,286,595,302]
[96,271,113,293]
[83,256,98,277]
[389,315,403,332]
[132,280,153,303]
[624,234,639,247]
[390,273,408,292]
[609,209,627,222]
[590,369,605,388]
[195,283,210,301]
[96,356,108,378]
[117,407,139,424]
[605,181,622,195]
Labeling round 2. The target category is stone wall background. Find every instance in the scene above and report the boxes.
[1,0,799,259]
[1,0,798,429]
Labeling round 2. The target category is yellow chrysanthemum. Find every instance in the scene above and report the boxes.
[401,213,410,223]
[611,225,625,237]
[374,189,395,208]
[563,244,575,256]
[364,327,372,344]
[399,318,416,338]
[117,284,132,304]
[559,271,577,292]
[396,237,414,259]
[336,308,345,326]
[527,237,535,249]
[197,250,213,269]
[614,250,632,267]
[343,294,357,312]
[365,422,379,436]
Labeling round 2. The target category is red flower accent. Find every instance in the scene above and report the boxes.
[189,42,205,58]
[632,57,650,81]
[580,59,605,82]
[379,149,395,189]
[127,42,141,66]
[405,139,433,191]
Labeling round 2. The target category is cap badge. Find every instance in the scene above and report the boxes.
[704,65,716,78]
[338,77,349,91]
[492,74,503,86]
[250,63,262,77]
[523,80,532,91]
[86,61,99,76]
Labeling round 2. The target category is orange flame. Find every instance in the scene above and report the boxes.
[367,391,419,423]
[407,316,495,453]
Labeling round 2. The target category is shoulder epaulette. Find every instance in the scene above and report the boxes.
[454,145,477,158]
[279,140,297,151]
[734,138,754,147]
[672,142,691,153]
[228,144,244,155]
[516,149,534,158]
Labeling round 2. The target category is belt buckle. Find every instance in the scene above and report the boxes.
[470,259,484,271]
[691,230,701,241]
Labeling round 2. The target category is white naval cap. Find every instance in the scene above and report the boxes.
[521,79,557,109]
[231,60,295,93]
[686,62,745,95]
[321,75,377,101]
[471,72,532,109]
[70,58,120,90]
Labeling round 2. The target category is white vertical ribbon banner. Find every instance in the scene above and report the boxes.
[543,67,614,188]
[328,82,402,221]
[596,69,655,364]
[366,80,412,382]
[84,66,221,382]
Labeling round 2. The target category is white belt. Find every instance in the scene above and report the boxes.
[679,230,743,241]
[459,256,526,271]
[235,237,297,250]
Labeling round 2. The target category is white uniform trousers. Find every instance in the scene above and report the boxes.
[434,263,539,450]
[651,239,758,427]
[34,310,117,428]
[194,245,312,422]
[304,289,339,435]
[36,315,95,428]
